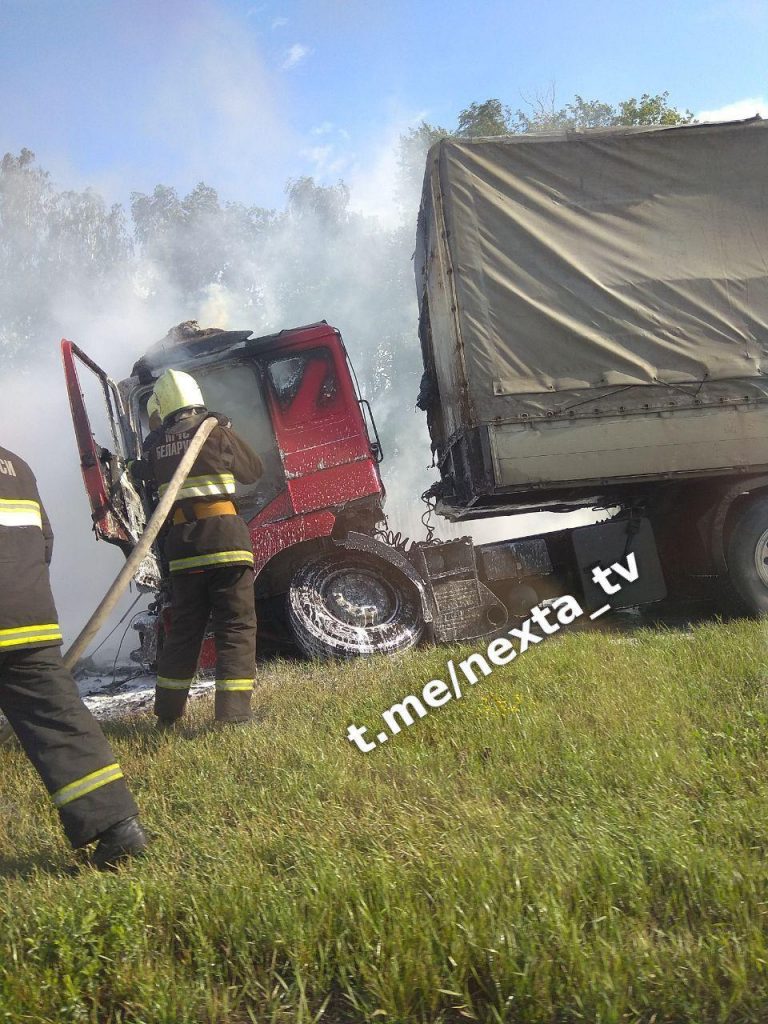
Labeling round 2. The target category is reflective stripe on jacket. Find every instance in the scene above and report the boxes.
[157,472,236,501]
[168,548,255,573]
[0,498,43,528]
[0,445,62,649]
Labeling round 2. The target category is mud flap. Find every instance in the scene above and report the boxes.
[572,517,666,611]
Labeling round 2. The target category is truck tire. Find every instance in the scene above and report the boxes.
[287,550,424,659]
[725,497,768,616]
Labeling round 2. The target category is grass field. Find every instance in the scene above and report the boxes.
[1,619,768,1023]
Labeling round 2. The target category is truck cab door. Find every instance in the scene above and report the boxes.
[61,339,160,587]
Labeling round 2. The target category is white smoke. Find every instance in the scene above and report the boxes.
[1,128,599,656]
[0,15,600,654]
[0,264,191,652]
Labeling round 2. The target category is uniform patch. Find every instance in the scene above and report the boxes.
[155,436,192,459]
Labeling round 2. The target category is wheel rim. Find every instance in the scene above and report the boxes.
[319,568,398,627]
[754,526,768,586]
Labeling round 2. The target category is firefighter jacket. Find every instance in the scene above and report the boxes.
[143,411,263,574]
[0,445,63,651]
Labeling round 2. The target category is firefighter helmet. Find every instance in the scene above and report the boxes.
[146,392,162,430]
[152,369,205,424]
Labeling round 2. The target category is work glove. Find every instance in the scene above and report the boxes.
[127,458,152,482]
[209,411,232,429]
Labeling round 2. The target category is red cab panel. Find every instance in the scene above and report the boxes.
[260,326,384,518]
[61,339,142,551]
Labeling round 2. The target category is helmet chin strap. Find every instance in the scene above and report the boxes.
[164,405,208,429]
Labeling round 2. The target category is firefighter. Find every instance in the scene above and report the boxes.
[0,444,147,869]
[138,369,263,726]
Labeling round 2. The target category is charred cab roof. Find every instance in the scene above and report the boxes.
[131,321,331,383]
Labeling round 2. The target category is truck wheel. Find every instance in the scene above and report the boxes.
[725,498,768,615]
[287,550,424,659]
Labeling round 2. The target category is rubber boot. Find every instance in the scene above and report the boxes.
[91,816,148,871]
[214,689,252,724]
[155,717,181,732]
[154,686,189,723]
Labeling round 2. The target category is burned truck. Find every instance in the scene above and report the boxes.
[63,322,517,664]
[63,116,768,667]
[415,116,768,618]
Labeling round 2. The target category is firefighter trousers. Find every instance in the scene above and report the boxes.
[0,646,138,848]
[155,565,257,723]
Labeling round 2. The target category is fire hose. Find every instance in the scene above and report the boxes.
[0,416,218,748]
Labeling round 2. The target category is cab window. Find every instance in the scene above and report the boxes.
[137,361,285,517]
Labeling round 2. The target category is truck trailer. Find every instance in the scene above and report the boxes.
[62,116,768,668]
[415,115,768,616]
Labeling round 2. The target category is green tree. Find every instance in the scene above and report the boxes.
[130,184,184,248]
[614,92,694,126]
[0,149,131,356]
[455,99,512,137]
[512,89,694,133]
[285,176,350,228]
[511,93,616,132]
[397,91,695,216]
[396,120,449,210]
[130,182,272,300]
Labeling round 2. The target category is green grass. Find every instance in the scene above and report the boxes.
[1,619,768,1023]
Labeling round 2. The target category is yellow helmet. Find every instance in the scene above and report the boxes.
[152,369,205,424]
[146,392,162,430]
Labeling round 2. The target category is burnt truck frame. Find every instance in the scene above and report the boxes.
[62,324,560,666]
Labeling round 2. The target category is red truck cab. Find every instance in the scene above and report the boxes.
[62,322,428,660]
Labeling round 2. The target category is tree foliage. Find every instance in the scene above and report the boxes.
[1,88,695,388]
[0,149,131,353]
[396,121,450,209]
[614,92,695,126]
[511,90,694,133]
[451,90,693,136]
[285,176,350,227]
[455,99,512,137]
[130,182,273,300]
[395,90,695,210]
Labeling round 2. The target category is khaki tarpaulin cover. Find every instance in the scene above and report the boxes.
[416,118,768,428]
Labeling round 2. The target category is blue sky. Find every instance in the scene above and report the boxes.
[1,0,767,217]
